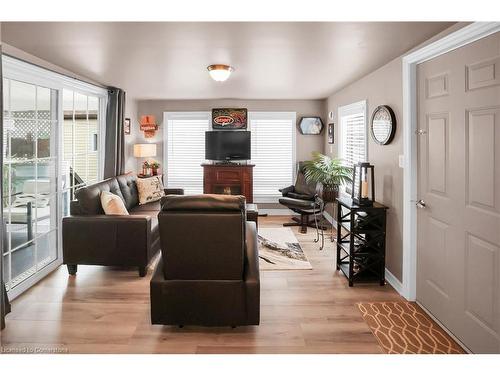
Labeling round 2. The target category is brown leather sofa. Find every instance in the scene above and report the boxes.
[62,173,183,277]
[150,194,260,327]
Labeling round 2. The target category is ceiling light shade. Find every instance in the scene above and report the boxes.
[207,64,234,82]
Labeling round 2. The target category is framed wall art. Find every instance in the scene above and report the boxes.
[124,118,131,135]
[298,116,324,135]
[212,108,248,130]
[328,123,334,144]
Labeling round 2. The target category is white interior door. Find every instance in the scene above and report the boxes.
[417,31,500,353]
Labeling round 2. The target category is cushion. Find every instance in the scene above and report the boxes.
[116,173,139,210]
[160,194,246,212]
[75,178,124,214]
[136,176,165,205]
[294,172,316,196]
[100,191,129,215]
[129,201,161,213]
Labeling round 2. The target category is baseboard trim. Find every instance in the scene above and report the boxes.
[385,268,404,296]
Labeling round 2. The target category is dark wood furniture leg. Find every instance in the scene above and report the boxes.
[67,264,77,275]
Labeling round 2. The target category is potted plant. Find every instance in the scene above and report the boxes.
[302,152,353,202]
[142,161,151,176]
[150,161,160,176]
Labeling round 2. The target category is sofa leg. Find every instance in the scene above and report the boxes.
[67,264,77,275]
[138,266,147,277]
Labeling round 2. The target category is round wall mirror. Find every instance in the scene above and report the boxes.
[370,105,396,145]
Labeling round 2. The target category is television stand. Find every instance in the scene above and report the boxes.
[202,163,255,203]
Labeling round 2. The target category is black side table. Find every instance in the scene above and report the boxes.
[336,196,388,286]
[246,203,258,229]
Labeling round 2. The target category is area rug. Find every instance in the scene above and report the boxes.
[357,301,466,354]
[257,227,312,270]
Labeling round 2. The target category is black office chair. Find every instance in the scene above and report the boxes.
[279,163,325,244]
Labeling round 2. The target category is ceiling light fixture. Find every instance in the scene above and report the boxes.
[207,64,234,82]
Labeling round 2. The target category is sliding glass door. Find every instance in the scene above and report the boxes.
[2,78,58,295]
[2,56,107,299]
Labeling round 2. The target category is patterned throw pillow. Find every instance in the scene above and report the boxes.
[100,191,129,215]
[136,176,165,205]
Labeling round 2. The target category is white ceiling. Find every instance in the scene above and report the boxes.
[1,22,454,100]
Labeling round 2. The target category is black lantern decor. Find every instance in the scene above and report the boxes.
[352,162,375,206]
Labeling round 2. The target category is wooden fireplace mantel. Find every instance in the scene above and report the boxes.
[202,163,255,203]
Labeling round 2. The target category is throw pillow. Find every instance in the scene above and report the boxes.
[136,176,165,205]
[100,191,129,215]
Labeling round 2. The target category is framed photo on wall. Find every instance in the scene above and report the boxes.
[328,123,334,144]
[124,118,131,135]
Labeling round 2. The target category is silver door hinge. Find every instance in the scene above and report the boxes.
[415,129,427,135]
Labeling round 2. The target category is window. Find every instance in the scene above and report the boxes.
[164,112,210,194]
[339,100,367,167]
[248,112,296,202]
[62,90,103,200]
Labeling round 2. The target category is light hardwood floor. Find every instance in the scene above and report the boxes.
[0,216,403,354]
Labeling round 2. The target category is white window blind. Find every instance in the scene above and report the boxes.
[165,112,210,194]
[339,100,367,167]
[249,112,296,202]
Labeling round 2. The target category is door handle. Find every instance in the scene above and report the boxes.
[415,199,426,208]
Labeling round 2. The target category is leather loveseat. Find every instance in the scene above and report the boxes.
[62,173,183,277]
[150,194,260,326]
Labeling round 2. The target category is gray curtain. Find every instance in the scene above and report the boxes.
[1,47,10,330]
[103,87,126,178]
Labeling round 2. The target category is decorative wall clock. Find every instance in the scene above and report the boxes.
[370,105,396,145]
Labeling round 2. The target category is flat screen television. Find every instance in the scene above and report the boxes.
[205,131,251,161]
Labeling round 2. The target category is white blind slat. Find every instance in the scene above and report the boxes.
[250,113,295,198]
[165,112,295,199]
[166,113,210,194]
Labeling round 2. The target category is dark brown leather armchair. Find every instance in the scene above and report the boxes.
[279,162,323,233]
[150,194,260,327]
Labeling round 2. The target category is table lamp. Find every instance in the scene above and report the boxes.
[134,143,157,176]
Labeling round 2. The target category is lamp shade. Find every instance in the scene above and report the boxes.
[133,143,157,158]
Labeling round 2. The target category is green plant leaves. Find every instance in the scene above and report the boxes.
[303,152,353,189]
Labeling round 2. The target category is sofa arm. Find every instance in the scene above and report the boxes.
[244,221,260,324]
[62,215,152,267]
[164,188,184,195]
[244,221,260,284]
[279,185,295,196]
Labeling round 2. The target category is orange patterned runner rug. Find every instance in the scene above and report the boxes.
[357,302,466,354]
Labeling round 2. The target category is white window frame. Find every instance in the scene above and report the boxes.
[248,111,296,203]
[163,111,211,193]
[338,100,368,196]
[2,55,107,300]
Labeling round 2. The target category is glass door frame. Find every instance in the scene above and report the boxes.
[2,55,108,300]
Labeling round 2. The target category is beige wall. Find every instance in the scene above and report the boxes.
[127,99,326,174]
[325,58,404,280]
[323,22,469,282]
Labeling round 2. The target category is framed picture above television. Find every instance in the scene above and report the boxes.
[298,116,324,135]
[212,108,248,130]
